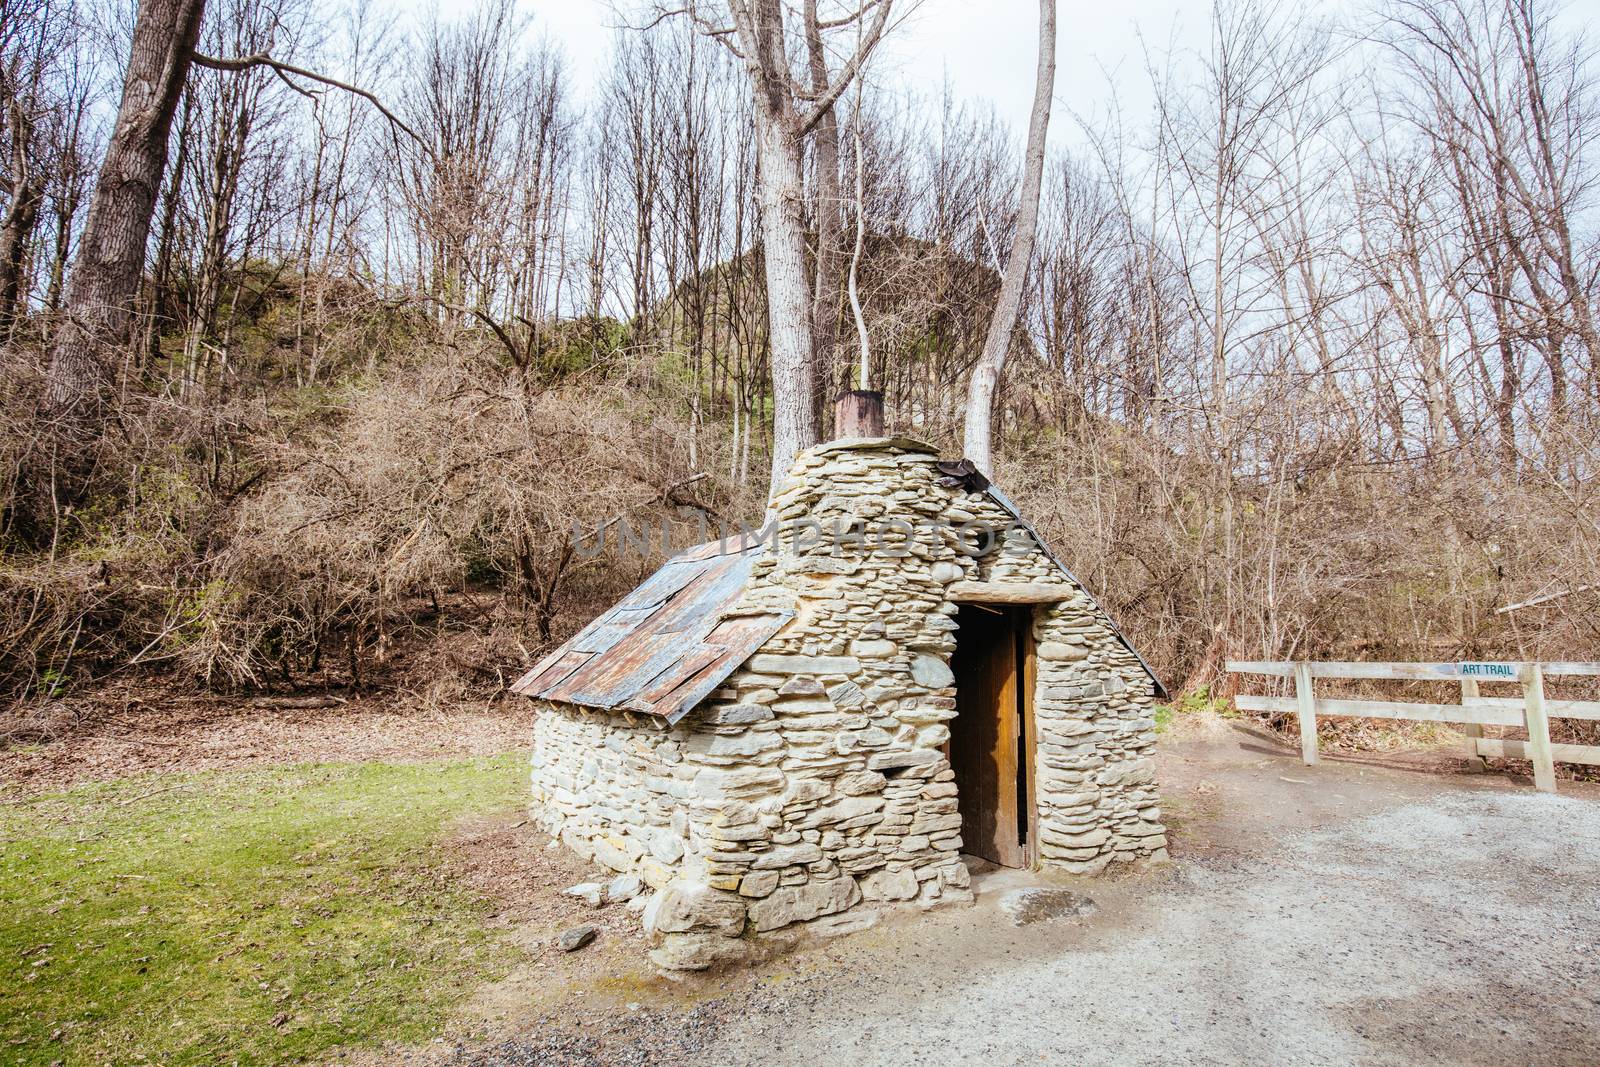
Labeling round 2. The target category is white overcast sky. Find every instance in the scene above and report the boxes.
[381,0,1592,151]
[523,0,1228,149]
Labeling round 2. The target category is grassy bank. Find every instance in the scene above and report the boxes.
[0,755,528,1065]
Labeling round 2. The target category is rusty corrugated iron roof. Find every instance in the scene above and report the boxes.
[510,538,789,725]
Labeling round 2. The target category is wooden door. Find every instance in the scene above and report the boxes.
[948,604,1033,867]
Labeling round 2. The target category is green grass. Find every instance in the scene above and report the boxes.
[1154,686,1237,734]
[1,755,528,1066]
[1153,703,1175,734]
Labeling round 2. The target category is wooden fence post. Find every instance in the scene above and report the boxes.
[1520,663,1557,794]
[1460,678,1486,772]
[1294,661,1319,765]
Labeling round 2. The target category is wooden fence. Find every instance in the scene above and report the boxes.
[1225,660,1600,794]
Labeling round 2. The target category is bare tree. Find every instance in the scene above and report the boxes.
[1380,0,1599,455]
[962,0,1055,474]
[663,0,894,496]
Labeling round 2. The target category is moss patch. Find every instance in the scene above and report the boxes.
[0,755,527,1065]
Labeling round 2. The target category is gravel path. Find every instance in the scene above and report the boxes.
[701,740,1600,1066]
[699,798,1595,1065]
[427,722,1600,1067]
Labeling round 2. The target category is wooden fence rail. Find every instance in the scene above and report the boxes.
[1226,660,1600,794]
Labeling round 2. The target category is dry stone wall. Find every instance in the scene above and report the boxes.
[527,438,1166,970]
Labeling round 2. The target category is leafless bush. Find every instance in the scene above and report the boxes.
[0,335,268,703]
[1003,419,1600,751]
[1,331,748,704]
[185,346,727,687]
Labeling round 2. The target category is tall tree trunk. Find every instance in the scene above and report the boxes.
[691,0,890,497]
[962,0,1055,474]
[804,0,844,423]
[754,104,819,494]
[42,0,207,420]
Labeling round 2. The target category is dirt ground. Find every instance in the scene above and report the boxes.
[410,712,1600,1067]
[0,686,540,796]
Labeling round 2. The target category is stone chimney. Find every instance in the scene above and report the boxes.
[833,389,884,440]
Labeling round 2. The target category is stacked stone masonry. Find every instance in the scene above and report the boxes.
[527,438,1167,970]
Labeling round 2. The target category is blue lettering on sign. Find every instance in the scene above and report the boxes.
[1459,662,1517,679]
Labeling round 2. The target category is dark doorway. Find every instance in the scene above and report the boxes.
[948,603,1035,868]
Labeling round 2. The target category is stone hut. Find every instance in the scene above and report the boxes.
[513,401,1167,970]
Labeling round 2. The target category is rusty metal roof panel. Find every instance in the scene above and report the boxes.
[511,540,790,723]
[516,648,590,695]
[643,613,790,724]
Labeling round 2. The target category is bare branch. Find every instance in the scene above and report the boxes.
[795,0,893,137]
[413,292,526,368]
[189,49,430,157]
[816,0,885,31]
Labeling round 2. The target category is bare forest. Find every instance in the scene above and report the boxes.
[2,0,1598,726]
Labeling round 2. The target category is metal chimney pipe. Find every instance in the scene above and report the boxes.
[834,390,885,439]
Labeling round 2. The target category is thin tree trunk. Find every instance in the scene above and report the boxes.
[143,94,192,372]
[0,178,42,328]
[754,107,819,492]
[963,0,1055,473]
[805,0,844,421]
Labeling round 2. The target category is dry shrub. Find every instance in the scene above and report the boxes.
[1,333,749,705]
[0,339,271,703]
[1002,423,1600,753]
[164,346,742,688]
[1006,430,1599,679]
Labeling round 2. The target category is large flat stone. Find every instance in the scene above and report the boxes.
[947,580,1072,603]
[649,932,750,971]
[739,869,781,897]
[747,654,863,675]
[1097,758,1155,788]
[691,766,786,800]
[701,703,775,725]
[747,876,862,931]
[750,842,824,869]
[868,748,942,771]
[643,879,748,937]
[837,770,887,795]
[860,866,919,901]
[685,731,782,759]
[1038,641,1090,662]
